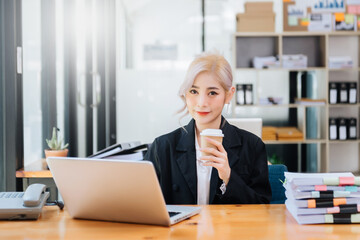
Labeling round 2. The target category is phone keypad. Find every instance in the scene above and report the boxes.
[0,192,24,198]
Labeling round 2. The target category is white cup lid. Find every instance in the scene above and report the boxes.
[200,129,224,137]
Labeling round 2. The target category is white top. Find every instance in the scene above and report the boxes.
[195,134,213,205]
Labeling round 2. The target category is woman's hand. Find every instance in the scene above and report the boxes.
[200,137,231,185]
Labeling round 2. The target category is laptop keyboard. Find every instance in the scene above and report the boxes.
[0,192,24,199]
[168,211,181,218]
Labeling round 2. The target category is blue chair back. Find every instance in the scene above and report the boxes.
[268,164,287,204]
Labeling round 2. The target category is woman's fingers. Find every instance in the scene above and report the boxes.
[200,155,223,163]
[200,147,226,158]
[204,137,226,152]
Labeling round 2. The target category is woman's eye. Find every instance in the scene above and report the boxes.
[209,91,218,96]
[189,89,198,94]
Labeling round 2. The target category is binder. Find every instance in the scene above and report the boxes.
[236,84,245,105]
[338,118,347,140]
[88,141,149,160]
[329,82,338,104]
[349,82,357,104]
[329,118,337,140]
[244,84,253,105]
[348,118,357,140]
[339,83,348,103]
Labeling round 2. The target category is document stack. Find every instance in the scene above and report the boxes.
[328,56,353,69]
[284,172,360,224]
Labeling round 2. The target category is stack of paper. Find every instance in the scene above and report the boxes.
[329,56,353,69]
[284,172,360,224]
[282,54,307,69]
[252,56,280,69]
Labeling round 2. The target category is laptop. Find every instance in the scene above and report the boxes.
[227,118,262,138]
[46,157,201,226]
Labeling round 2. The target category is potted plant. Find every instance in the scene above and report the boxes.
[44,127,69,159]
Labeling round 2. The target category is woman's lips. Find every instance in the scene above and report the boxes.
[197,111,210,116]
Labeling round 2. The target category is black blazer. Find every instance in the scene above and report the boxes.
[144,117,271,204]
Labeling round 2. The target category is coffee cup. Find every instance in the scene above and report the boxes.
[200,129,224,157]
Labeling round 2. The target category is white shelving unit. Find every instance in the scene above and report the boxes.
[232,31,360,173]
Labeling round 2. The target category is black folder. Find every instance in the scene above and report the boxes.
[349,82,357,104]
[348,118,357,140]
[88,141,149,159]
[338,118,347,140]
[236,84,245,105]
[329,118,337,140]
[339,83,348,103]
[329,82,338,104]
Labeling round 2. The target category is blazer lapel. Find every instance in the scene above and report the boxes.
[209,117,242,203]
[175,119,197,201]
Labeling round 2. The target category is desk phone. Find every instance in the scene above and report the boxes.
[0,183,49,220]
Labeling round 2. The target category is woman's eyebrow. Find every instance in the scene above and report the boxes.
[191,85,219,90]
[207,87,220,90]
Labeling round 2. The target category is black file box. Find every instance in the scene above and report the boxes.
[339,83,348,103]
[338,118,347,140]
[236,84,245,105]
[348,82,357,104]
[244,84,253,105]
[329,118,337,140]
[348,118,357,140]
[329,82,338,104]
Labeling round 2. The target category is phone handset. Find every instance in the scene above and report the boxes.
[23,183,47,207]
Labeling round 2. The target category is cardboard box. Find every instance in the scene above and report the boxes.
[236,13,275,32]
[245,2,273,13]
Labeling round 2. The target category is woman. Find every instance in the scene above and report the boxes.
[144,52,271,204]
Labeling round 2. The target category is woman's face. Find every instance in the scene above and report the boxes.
[185,72,233,128]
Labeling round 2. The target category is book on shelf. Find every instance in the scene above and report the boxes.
[276,127,303,140]
[295,98,326,105]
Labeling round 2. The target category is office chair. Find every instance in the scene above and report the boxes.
[268,164,287,204]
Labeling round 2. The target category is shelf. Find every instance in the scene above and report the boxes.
[328,68,360,72]
[235,104,326,108]
[235,67,326,71]
[235,31,360,36]
[328,32,360,36]
[329,140,360,144]
[235,32,280,37]
[328,103,360,108]
[264,139,327,144]
[233,30,360,173]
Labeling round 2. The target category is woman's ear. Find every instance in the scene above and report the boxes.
[225,86,236,104]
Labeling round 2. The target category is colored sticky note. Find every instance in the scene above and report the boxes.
[335,13,345,22]
[300,18,309,26]
[348,5,357,14]
[345,14,354,24]
[288,16,298,26]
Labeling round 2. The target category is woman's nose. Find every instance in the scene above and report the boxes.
[197,94,208,107]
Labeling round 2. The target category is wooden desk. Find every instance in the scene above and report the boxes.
[1,205,360,239]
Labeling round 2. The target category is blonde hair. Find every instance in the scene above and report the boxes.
[178,51,233,116]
